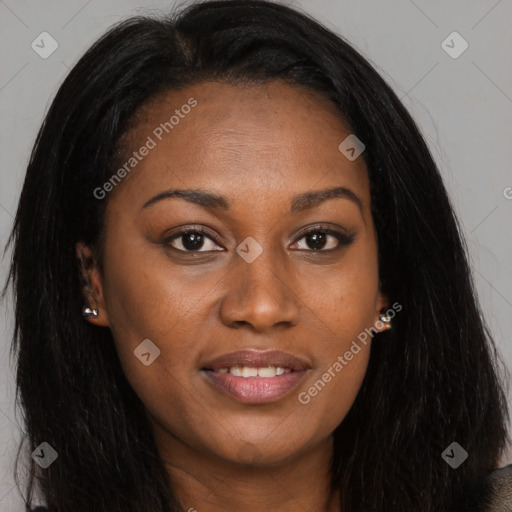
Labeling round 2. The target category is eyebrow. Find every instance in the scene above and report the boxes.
[141,186,364,215]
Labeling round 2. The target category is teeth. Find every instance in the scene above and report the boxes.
[258,366,277,378]
[229,366,242,377]
[241,367,258,378]
[218,366,292,377]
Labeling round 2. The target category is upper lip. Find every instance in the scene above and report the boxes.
[201,349,310,371]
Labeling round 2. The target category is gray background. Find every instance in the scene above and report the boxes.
[1,0,511,510]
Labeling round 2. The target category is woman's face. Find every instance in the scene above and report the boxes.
[78,80,388,467]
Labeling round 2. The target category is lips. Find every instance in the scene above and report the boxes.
[200,349,311,404]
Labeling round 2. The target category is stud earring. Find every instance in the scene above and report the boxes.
[378,311,392,330]
[82,306,99,319]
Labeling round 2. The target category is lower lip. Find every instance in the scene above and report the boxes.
[201,369,308,404]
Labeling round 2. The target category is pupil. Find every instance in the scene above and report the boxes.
[183,232,204,250]
[307,232,326,250]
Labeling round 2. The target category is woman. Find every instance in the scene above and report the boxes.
[2,1,510,510]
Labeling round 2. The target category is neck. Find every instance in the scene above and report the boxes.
[154,429,340,512]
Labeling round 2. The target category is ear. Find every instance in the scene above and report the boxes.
[75,241,110,327]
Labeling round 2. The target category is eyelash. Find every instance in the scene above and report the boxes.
[162,225,355,254]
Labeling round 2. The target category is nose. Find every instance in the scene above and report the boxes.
[218,247,300,332]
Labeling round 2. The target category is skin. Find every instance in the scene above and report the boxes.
[77,80,389,512]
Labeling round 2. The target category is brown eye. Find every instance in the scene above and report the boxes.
[291,228,355,252]
[164,228,224,253]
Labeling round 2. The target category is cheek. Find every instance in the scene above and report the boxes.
[100,228,195,346]
[295,239,378,430]
[300,236,380,335]
[98,234,199,404]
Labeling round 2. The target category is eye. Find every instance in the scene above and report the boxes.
[164,227,224,253]
[291,226,355,252]
[163,225,355,254]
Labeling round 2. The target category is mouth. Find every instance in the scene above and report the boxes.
[200,350,310,404]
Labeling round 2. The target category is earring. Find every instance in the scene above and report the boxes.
[378,311,392,330]
[82,306,99,319]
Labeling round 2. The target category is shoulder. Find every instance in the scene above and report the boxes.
[473,464,512,511]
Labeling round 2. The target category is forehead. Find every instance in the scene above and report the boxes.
[110,80,370,213]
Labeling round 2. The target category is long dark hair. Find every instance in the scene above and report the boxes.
[2,1,509,510]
